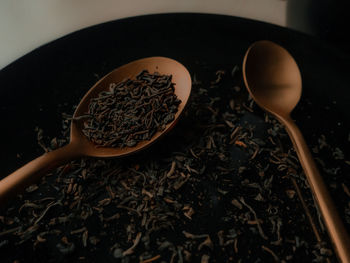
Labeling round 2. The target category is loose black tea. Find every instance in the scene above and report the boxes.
[82,70,181,148]
[1,64,348,263]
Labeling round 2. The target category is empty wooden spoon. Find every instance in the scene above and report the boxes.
[0,56,192,205]
[242,40,350,262]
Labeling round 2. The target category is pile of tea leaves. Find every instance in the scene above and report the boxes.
[82,70,181,148]
[1,65,348,263]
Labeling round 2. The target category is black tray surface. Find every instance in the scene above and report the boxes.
[0,13,349,262]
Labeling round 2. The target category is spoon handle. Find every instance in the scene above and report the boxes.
[282,116,350,263]
[0,142,81,207]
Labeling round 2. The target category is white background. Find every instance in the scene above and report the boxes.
[0,0,305,70]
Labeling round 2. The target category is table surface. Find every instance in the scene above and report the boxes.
[0,0,294,70]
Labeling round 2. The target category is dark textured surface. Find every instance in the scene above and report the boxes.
[0,13,349,262]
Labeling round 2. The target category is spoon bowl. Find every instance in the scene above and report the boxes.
[243,40,302,118]
[71,56,192,157]
[243,40,350,262]
[0,56,191,205]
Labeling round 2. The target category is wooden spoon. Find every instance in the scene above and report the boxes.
[0,56,192,205]
[242,40,350,262]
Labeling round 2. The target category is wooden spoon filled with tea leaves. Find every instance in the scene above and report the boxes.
[0,57,191,205]
[242,40,350,262]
